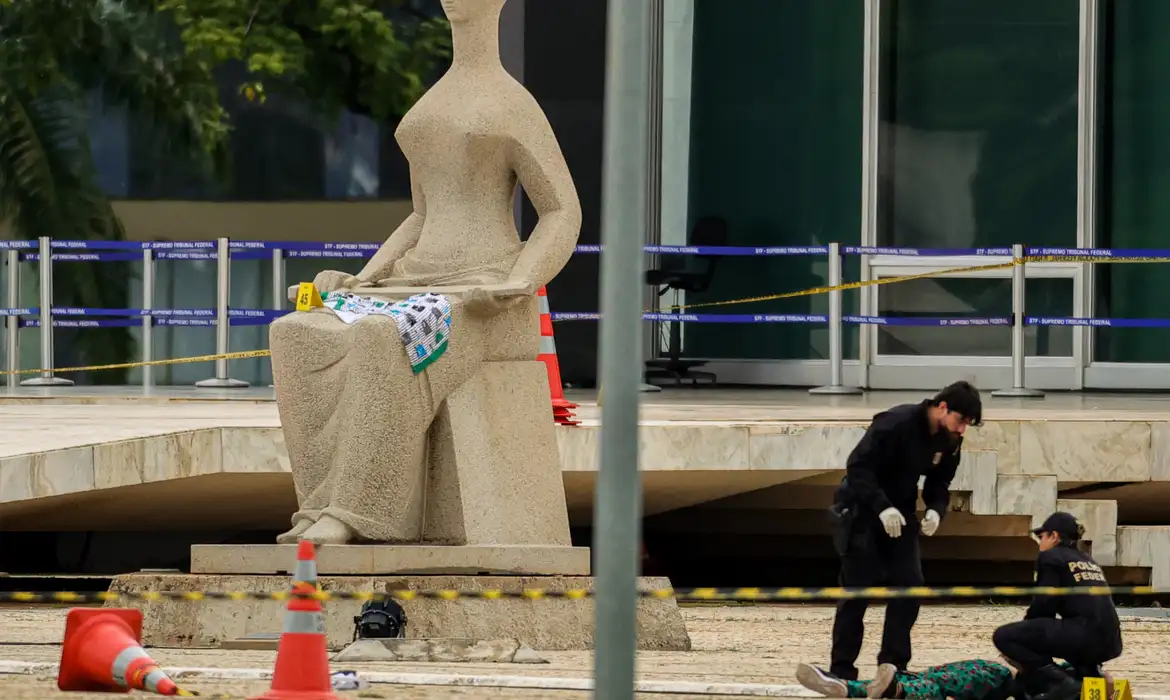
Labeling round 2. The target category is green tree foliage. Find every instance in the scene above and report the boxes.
[0,0,449,383]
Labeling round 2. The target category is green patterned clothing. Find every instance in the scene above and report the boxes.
[844,660,1015,700]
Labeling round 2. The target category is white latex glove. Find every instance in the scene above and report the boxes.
[921,509,941,537]
[878,507,906,538]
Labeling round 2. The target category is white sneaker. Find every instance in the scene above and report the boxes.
[797,663,849,697]
[868,663,899,699]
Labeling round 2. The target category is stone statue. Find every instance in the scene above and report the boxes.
[268,0,582,546]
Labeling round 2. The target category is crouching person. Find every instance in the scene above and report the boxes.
[993,512,1122,700]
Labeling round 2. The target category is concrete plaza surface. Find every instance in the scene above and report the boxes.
[2,604,1169,698]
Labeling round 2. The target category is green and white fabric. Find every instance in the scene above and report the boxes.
[323,291,452,373]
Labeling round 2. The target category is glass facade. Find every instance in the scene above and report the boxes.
[100,70,393,202]
[681,0,863,361]
[1095,0,1170,363]
[874,0,1079,360]
[24,0,1170,387]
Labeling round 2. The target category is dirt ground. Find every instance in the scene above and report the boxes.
[1,604,1167,698]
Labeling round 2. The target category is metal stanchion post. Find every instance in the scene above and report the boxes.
[6,249,20,386]
[141,249,155,388]
[195,237,249,388]
[992,243,1045,398]
[271,248,285,312]
[268,248,284,389]
[811,242,862,395]
[21,237,72,386]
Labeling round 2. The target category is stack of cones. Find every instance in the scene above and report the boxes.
[250,540,339,700]
[57,608,191,695]
[537,286,579,426]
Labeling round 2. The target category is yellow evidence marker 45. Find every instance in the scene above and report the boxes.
[295,283,325,312]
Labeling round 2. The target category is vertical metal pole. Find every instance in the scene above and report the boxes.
[639,0,664,395]
[992,244,1044,398]
[21,236,72,386]
[141,249,155,389]
[811,243,863,395]
[6,250,20,386]
[268,248,284,389]
[195,237,248,388]
[271,249,285,311]
[595,0,651,698]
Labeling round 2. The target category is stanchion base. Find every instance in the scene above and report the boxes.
[639,383,662,393]
[809,384,864,395]
[991,387,1046,398]
[195,377,251,389]
[19,376,74,387]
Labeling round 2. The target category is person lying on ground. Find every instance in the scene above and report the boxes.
[795,659,1113,700]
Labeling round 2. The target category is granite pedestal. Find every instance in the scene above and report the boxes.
[108,572,691,652]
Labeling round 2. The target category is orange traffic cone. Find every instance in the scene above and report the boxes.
[250,541,339,700]
[537,286,578,426]
[58,608,189,695]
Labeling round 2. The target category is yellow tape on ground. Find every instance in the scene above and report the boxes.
[0,584,1159,604]
[0,349,272,377]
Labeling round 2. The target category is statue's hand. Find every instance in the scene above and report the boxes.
[462,280,536,316]
[312,270,372,294]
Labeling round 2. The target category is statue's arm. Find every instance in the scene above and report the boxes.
[506,108,583,289]
[356,176,426,282]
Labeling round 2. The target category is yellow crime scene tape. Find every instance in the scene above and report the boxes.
[10,253,1170,378]
[0,584,1160,604]
[0,349,272,377]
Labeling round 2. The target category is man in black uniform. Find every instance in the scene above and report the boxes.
[822,381,983,682]
[993,512,1122,700]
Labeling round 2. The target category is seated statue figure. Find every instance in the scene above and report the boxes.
[269,0,582,545]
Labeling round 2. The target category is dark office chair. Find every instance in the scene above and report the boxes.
[643,216,729,386]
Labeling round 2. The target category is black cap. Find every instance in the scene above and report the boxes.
[1032,511,1081,539]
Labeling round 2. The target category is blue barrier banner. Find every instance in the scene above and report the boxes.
[0,308,37,316]
[1026,248,1170,258]
[842,246,1014,257]
[50,308,217,318]
[23,252,145,263]
[45,308,291,320]
[551,312,1012,325]
[51,240,143,251]
[52,307,147,317]
[21,318,142,328]
[571,244,827,255]
[845,315,1011,327]
[154,318,215,327]
[156,251,216,261]
[0,240,38,250]
[284,250,374,259]
[35,241,1170,260]
[551,312,828,323]
[229,241,382,253]
[47,240,216,251]
[1028,316,1170,328]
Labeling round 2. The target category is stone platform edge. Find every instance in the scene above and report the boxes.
[108,573,691,651]
[191,544,591,576]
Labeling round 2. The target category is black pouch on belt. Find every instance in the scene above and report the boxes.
[827,502,855,557]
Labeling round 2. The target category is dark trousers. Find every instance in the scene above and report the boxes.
[829,521,924,680]
[993,618,1122,675]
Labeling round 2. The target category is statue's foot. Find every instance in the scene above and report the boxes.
[276,519,313,544]
[300,514,354,545]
